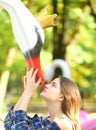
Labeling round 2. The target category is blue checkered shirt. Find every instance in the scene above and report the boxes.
[4,107,60,130]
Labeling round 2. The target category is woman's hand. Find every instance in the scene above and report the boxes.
[14,67,41,112]
[24,67,41,98]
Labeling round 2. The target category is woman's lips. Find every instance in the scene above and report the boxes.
[43,87,48,92]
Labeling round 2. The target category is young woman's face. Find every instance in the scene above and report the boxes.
[40,78,63,102]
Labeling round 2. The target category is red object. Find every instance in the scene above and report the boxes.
[26,56,45,90]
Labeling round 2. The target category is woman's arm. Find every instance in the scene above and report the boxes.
[14,67,41,112]
[4,68,41,130]
[13,69,33,111]
[13,91,31,112]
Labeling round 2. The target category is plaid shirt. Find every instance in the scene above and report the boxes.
[4,107,60,130]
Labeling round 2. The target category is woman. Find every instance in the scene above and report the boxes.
[4,68,81,130]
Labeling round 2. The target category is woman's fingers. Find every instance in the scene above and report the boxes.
[32,68,38,80]
[26,67,41,85]
[24,68,41,97]
[36,77,41,86]
[26,67,38,78]
[26,67,34,78]
[24,76,27,89]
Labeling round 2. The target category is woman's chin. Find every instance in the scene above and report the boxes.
[40,91,44,97]
[40,91,46,99]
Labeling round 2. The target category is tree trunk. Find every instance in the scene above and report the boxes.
[52,0,69,60]
[0,48,16,111]
[51,0,70,77]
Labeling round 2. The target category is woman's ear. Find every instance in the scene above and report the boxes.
[59,94,64,101]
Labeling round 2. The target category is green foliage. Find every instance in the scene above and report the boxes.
[0,9,27,103]
[67,5,96,101]
[0,10,14,70]
[0,0,96,108]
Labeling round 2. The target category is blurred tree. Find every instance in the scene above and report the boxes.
[51,0,96,101]
[0,0,96,110]
[89,0,96,18]
[0,9,26,111]
[0,48,16,109]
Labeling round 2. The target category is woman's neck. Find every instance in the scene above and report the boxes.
[46,102,64,120]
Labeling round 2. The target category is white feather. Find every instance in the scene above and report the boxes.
[44,59,71,82]
[0,0,44,53]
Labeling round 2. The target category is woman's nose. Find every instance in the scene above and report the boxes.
[45,84,50,88]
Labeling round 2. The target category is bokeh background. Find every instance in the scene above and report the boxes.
[0,0,96,126]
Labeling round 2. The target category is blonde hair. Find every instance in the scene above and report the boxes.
[59,76,81,130]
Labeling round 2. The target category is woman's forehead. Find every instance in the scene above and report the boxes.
[52,78,60,85]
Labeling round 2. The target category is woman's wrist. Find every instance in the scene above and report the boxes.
[14,91,31,112]
[23,90,33,99]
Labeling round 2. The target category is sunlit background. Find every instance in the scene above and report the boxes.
[0,0,96,128]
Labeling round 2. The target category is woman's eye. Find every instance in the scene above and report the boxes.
[52,83,56,87]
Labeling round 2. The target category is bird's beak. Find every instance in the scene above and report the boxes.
[27,56,45,90]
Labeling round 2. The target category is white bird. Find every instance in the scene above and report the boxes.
[0,0,45,86]
[44,59,71,82]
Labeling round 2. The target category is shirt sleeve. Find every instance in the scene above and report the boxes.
[4,106,30,130]
[4,106,60,130]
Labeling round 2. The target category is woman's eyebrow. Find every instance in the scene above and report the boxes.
[52,81,58,86]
